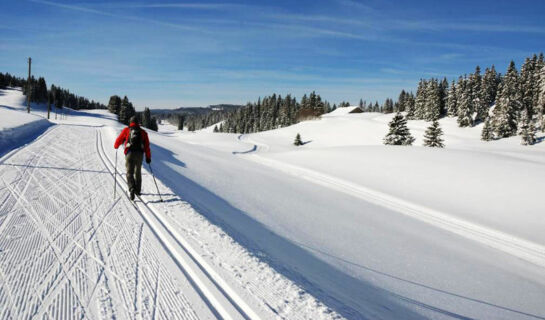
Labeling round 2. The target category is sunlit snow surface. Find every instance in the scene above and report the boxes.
[1,87,545,319]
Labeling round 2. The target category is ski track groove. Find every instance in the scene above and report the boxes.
[96,129,264,320]
[0,125,202,320]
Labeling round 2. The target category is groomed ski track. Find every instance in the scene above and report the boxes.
[0,124,257,320]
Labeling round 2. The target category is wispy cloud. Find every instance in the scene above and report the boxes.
[28,0,204,32]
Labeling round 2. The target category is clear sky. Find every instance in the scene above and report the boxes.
[1,0,544,110]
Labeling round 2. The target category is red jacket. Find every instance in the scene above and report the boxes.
[114,122,151,160]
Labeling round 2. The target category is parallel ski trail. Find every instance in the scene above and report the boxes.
[0,124,204,320]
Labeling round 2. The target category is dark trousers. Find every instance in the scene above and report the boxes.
[125,151,143,194]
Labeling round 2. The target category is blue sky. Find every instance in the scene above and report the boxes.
[1,0,544,110]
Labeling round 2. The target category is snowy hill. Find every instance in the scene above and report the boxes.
[2,87,545,319]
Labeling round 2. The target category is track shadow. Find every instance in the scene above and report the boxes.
[232,145,257,155]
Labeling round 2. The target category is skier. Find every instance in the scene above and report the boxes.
[114,115,151,200]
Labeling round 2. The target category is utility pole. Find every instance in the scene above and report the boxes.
[27,57,32,113]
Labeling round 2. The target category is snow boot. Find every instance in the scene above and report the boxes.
[130,190,135,201]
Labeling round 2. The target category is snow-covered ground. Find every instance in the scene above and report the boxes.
[2,88,545,319]
[156,106,545,319]
[0,88,52,156]
[0,89,341,320]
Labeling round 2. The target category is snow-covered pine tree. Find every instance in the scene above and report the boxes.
[383,112,415,145]
[294,133,303,146]
[519,109,536,145]
[423,120,444,147]
[405,91,416,118]
[480,66,498,114]
[439,77,449,116]
[413,79,426,119]
[491,61,521,138]
[397,90,406,112]
[424,79,441,121]
[538,63,545,131]
[520,55,537,118]
[471,66,486,123]
[447,80,457,117]
[481,117,493,141]
[457,76,473,127]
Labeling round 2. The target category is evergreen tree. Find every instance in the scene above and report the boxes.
[457,76,473,127]
[439,77,449,116]
[294,133,303,146]
[480,66,498,113]
[413,79,426,119]
[142,107,152,129]
[491,61,521,137]
[383,112,415,145]
[118,96,135,125]
[359,99,364,109]
[397,90,407,112]
[519,109,536,145]
[520,55,537,117]
[447,80,457,117]
[481,117,493,141]
[178,116,185,130]
[424,79,441,121]
[423,120,444,147]
[538,63,545,131]
[107,95,121,115]
[471,66,486,122]
[213,125,219,132]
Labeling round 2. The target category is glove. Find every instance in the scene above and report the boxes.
[146,158,151,164]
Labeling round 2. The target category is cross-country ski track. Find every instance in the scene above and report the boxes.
[0,124,257,320]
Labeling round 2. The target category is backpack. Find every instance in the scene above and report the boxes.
[127,127,144,152]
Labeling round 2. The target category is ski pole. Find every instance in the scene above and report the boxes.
[113,149,118,200]
[148,163,163,202]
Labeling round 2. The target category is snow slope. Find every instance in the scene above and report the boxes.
[156,108,545,319]
[0,88,52,156]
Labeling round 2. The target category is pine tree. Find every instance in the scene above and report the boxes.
[491,61,521,137]
[447,80,457,117]
[107,95,121,115]
[481,117,493,141]
[294,133,303,146]
[439,77,449,116]
[520,56,537,117]
[457,76,473,127]
[479,66,498,115]
[142,107,152,129]
[424,79,441,121]
[213,125,219,132]
[383,112,415,145]
[471,66,486,122]
[413,79,426,119]
[423,120,444,147]
[519,109,536,145]
[178,116,185,130]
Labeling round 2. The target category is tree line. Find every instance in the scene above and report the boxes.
[383,52,545,147]
[0,72,106,110]
[216,91,333,133]
[107,95,158,131]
